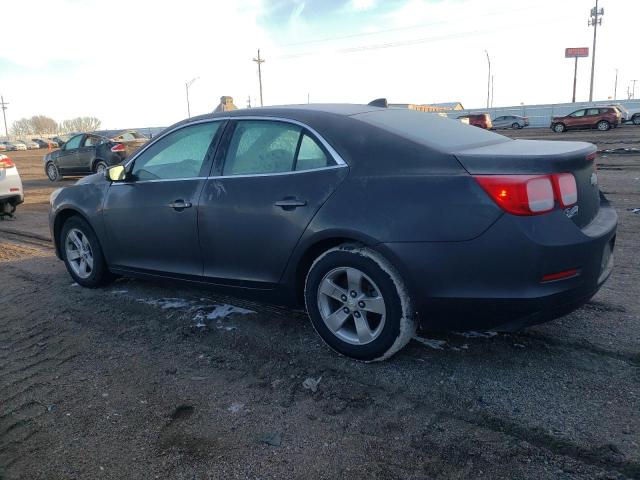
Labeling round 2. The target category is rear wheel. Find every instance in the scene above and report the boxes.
[46,162,62,182]
[596,120,610,131]
[633,115,640,126]
[93,160,108,175]
[511,122,521,129]
[553,123,566,133]
[305,244,416,361]
[60,216,115,288]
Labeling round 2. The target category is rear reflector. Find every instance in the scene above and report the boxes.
[10,188,19,192]
[111,143,126,153]
[541,268,580,283]
[0,157,15,169]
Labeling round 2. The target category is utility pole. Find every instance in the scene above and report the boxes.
[253,49,265,107]
[588,0,604,102]
[0,96,9,140]
[185,77,198,118]
[631,80,638,99]
[247,95,252,108]
[572,57,579,102]
[485,50,491,109]
[614,68,618,99]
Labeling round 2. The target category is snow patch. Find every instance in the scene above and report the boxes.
[414,337,446,350]
[453,331,498,339]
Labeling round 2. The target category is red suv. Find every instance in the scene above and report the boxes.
[550,107,620,133]
[457,113,492,129]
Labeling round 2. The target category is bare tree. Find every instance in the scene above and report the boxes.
[62,116,102,133]
[30,115,58,136]
[10,118,35,137]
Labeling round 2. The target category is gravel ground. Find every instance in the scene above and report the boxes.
[1,126,639,480]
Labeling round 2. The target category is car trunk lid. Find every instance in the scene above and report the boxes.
[453,139,599,228]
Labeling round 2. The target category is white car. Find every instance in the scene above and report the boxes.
[0,154,24,217]
[608,104,640,125]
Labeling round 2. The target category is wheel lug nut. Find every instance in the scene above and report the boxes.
[341,294,347,302]
[358,301,365,308]
[350,291,357,298]
[354,311,361,318]
[343,307,350,314]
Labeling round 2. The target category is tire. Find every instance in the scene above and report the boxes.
[93,160,108,175]
[553,123,566,133]
[596,120,610,131]
[60,216,115,288]
[633,115,640,126]
[511,122,521,129]
[304,244,416,362]
[46,162,62,182]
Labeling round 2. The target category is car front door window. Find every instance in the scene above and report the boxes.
[570,110,586,118]
[64,135,82,151]
[131,122,220,181]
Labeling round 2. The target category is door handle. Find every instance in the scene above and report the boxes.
[274,198,307,210]
[168,200,192,210]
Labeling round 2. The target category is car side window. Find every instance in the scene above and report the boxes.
[83,136,100,147]
[223,121,301,176]
[570,110,586,118]
[295,134,331,171]
[131,122,220,181]
[64,135,82,150]
[587,108,600,116]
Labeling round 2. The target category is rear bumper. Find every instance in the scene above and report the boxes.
[381,200,617,331]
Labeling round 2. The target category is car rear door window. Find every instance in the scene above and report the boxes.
[223,121,301,176]
[131,122,220,181]
[295,134,330,171]
[587,108,600,116]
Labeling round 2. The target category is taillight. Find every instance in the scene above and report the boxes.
[0,157,15,169]
[475,173,577,216]
[553,173,577,207]
[111,143,125,153]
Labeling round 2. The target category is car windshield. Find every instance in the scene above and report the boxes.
[354,108,508,150]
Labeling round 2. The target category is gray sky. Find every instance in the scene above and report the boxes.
[1,0,638,129]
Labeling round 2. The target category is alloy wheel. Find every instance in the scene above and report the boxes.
[317,267,386,345]
[64,228,94,279]
[46,163,58,181]
[597,121,610,131]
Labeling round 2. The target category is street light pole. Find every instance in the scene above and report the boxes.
[485,50,491,109]
[185,77,199,118]
[614,68,618,100]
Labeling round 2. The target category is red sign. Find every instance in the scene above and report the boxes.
[565,47,589,58]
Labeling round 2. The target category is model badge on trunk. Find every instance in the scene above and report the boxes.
[564,205,579,218]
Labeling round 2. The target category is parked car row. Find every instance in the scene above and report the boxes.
[0,138,60,150]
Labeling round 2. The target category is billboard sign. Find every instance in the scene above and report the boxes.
[565,47,589,58]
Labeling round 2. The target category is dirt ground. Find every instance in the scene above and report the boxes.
[1,126,639,480]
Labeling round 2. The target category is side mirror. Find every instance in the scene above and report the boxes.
[106,164,127,182]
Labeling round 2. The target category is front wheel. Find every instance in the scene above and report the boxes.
[633,115,640,126]
[46,162,62,182]
[60,216,115,288]
[305,244,416,361]
[596,120,610,131]
[553,123,566,133]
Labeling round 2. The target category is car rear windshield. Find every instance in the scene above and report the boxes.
[353,108,509,151]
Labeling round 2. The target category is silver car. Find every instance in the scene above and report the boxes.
[492,115,529,130]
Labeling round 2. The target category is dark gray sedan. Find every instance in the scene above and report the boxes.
[49,104,616,361]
